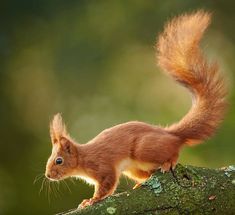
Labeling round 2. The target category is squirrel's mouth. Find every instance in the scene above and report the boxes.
[46,176,60,181]
[45,172,64,181]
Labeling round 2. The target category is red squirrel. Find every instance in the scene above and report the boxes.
[45,11,227,208]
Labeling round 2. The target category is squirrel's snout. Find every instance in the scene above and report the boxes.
[45,170,60,181]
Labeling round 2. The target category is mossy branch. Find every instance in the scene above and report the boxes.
[58,164,235,215]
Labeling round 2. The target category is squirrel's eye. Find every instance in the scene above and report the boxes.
[55,157,63,165]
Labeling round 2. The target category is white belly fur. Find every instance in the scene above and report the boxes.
[118,158,156,173]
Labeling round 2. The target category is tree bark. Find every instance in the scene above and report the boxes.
[58,164,235,215]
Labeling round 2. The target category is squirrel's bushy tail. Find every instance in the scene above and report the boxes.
[157,11,227,145]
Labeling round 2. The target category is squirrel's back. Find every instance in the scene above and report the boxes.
[157,11,227,145]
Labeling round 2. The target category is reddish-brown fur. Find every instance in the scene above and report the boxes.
[45,11,227,208]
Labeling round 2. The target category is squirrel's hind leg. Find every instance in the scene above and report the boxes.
[123,169,153,189]
[160,154,178,173]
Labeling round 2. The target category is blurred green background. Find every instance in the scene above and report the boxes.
[0,0,235,214]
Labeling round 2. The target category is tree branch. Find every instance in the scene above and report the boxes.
[58,164,235,215]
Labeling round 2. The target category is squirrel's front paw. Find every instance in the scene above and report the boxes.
[78,198,96,209]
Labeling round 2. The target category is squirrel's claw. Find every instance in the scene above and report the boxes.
[133,183,142,189]
[78,198,96,209]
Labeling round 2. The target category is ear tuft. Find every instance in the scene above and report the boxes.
[50,113,68,143]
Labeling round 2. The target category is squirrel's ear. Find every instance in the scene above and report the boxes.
[50,113,68,144]
[60,137,73,154]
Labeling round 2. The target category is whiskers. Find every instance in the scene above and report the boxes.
[61,180,72,193]
[33,173,44,184]
[34,173,76,203]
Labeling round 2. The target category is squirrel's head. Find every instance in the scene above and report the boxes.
[45,113,80,181]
